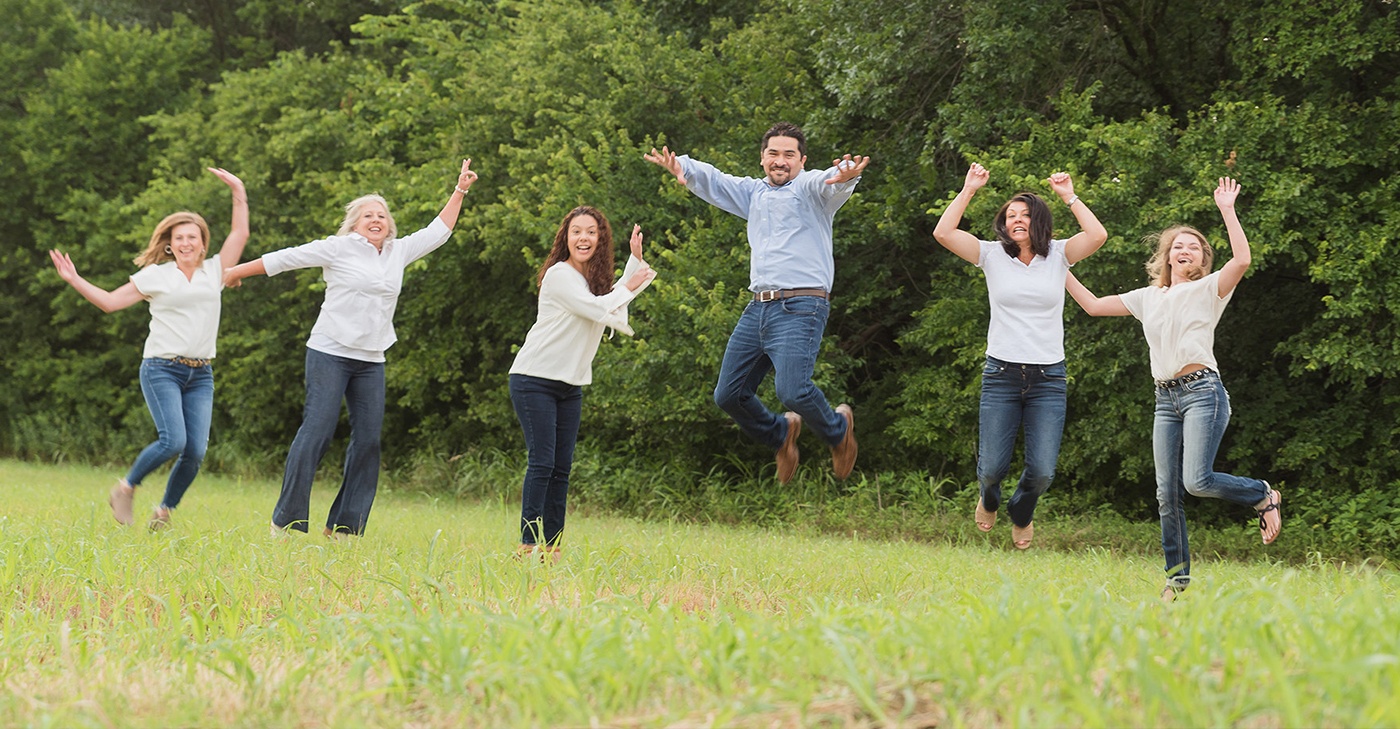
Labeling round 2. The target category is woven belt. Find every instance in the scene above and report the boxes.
[167,356,212,367]
[753,288,829,302]
[1155,368,1212,389]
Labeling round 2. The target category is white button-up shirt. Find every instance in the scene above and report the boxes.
[262,217,452,362]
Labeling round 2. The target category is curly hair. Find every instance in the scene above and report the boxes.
[537,206,615,296]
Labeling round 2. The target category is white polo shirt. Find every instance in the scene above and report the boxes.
[1118,271,1234,381]
[129,257,223,360]
[977,239,1071,364]
[509,256,649,387]
[262,217,453,363]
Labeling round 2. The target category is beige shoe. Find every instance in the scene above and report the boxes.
[776,412,802,483]
[1012,521,1034,550]
[975,498,996,532]
[831,404,858,480]
[109,479,135,526]
[148,506,171,531]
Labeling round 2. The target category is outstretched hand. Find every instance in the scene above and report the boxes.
[961,163,990,195]
[456,158,478,193]
[1047,172,1075,202]
[1214,176,1240,211]
[223,269,243,288]
[49,249,80,285]
[644,146,687,186]
[826,154,870,184]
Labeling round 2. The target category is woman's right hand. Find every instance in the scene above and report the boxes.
[222,269,243,288]
[962,163,989,194]
[49,250,80,285]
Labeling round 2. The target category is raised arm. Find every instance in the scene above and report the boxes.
[620,224,657,293]
[1065,271,1130,317]
[436,158,479,230]
[932,164,988,264]
[208,168,249,271]
[1212,177,1250,296]
[1048,173,1107,264]
[48,250,144,313]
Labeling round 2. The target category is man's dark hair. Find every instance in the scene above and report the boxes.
[760,122,807,157]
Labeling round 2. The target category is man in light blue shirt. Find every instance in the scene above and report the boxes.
[646,122,869,483]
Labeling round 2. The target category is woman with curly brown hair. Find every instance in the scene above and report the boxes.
[508,206,656,560]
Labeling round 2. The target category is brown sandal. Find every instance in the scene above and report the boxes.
[1012,521,1034,550]
[975,498,996,532]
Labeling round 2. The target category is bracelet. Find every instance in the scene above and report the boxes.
[1066,195,1081,207]
[454,186,470,195]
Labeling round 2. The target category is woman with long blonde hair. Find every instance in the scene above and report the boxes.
[1066,177,1281,600]
[49,168,248,529]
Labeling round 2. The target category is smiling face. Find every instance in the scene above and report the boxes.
[353,202,391,247]
[168,222,206,267]
[1003,201,1032,246]
[761,134,806,186]
[1168,232,1208,281]
[566,214,600,269]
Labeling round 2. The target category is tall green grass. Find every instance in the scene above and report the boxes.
[2,459,1397,727]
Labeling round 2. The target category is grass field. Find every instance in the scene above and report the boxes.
[2,459,1397,728]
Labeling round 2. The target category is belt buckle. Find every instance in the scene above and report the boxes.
[757,289,780,302]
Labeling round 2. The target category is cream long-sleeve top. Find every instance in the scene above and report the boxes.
[261,217,453,363]
[509,256,651,386]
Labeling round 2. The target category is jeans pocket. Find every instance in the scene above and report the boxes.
[780,296,827,317]
[1041,363,1068,381]
[982,360,1006,378]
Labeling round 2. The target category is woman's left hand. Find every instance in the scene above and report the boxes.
[1047,172,1075,202]
[629,224,645,261]
[455,158,478,193]
[1214,176,1240,211]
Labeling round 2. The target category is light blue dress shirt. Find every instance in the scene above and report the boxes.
[678,156,859,292]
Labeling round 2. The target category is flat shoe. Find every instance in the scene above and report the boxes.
[109,479,135,526]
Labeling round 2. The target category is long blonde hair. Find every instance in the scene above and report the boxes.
[337,194,397,241]
[133,212,210,267]
[1144,225,1214,287]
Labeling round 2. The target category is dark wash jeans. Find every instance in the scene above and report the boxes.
[128,358,214,510]
[272,348,385,535]
[713,296,847,452]
[977,356,1068,528]
[510,373,582,547]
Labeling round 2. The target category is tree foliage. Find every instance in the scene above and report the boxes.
[6,0,1400,552]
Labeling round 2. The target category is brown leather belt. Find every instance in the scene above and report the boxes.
[753,288,829,302]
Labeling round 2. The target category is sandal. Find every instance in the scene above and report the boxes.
[975,498,996,532]
[1257,485,1282,545]
[1012,521,1034,550]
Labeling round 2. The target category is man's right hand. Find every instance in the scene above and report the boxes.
[644,146,687,186]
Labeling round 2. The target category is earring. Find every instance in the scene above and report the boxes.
[164,245,173,254]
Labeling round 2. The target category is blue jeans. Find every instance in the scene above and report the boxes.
[713,297,847,451]
[510,374,582,547]
[977,356,1067,528]
[272,348,385,535]
[127,358,214,510]
[1154,371,1268,588]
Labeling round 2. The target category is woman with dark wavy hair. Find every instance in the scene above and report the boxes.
[933,163,1107,549]
[508,206,656,560]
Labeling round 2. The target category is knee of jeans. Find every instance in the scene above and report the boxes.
[1023,473,1054,495]
[185,438,208,462]
[158,430,188,457]
[1182,475,1211,498]
[713,385,742,411]
[772,379,814,410]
